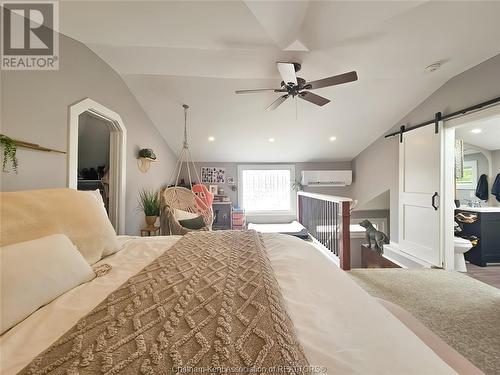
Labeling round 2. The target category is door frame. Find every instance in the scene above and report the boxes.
[68,98,127,234]
[443,103,500,270]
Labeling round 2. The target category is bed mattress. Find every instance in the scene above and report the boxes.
[248,221,309,239]
[1,233,458,374]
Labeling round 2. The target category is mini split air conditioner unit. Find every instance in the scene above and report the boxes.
[301,170,352,187]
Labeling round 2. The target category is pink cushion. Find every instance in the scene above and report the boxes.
[192,184,214,208]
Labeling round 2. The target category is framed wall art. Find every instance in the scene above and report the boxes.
[201,167,226,183]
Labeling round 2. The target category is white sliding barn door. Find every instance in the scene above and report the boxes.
[399,124,442,267]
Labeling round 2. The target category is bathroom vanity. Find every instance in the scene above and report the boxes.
[456,207,500,267]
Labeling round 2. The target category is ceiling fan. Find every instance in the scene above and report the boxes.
[235,62,358,111]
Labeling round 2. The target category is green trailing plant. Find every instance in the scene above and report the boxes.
[292,178,303,192]
[138,148,156,160]
[0,134,18,173]
[137,188,160,216]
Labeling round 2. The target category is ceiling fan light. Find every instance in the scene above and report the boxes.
[237,63,356,111]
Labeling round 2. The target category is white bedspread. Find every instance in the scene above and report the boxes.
[0,234,455,374]
[264,234,455,374]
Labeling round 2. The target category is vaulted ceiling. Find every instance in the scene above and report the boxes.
[59,1,500,162]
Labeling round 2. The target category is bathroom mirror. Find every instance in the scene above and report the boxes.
[455,114,499,208]
[456,159,478,190]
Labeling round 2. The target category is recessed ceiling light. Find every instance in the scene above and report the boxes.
[329,136,337,141]
[208,136,215,141]
[268,138,275,143]
[470,129,482,134]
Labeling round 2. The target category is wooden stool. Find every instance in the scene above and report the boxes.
[140,226,160,237]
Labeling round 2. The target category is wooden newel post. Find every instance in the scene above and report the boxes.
[339,201,351,270]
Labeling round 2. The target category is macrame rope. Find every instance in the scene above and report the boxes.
[187,148,201,183]
[169,147,183,187]
[183,104,189,149]
[168,104,201,187]
[174,148,185,187]
[186,151,193,187]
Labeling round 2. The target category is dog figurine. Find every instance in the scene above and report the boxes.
[359,219,388,253]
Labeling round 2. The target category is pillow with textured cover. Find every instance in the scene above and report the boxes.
[0,234,95,334]
[0,188,119,264]
[178,215,206,230]
[173,208,199,221]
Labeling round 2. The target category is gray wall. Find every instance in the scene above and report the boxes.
[351,135,399,240]
[178,161,352,222]
[0,33,177,235]
[493,150,500,174]
[351,53,500,241]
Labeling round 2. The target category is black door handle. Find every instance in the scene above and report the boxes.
[432,192,439,211]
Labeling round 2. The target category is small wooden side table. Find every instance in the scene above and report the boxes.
[140,226,160,237]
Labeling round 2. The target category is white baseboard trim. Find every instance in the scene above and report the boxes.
[382,242,434,269]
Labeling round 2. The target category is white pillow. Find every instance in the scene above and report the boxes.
[84,189,107,213]
[0,234,95,334]
[84,190,118,257]
[1,188,120,265]
[173,208,199,221]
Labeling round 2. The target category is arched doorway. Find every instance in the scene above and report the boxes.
[68,98,126,234]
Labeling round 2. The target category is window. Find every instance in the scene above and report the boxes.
[238,165,295,215]
[456,160,478,190]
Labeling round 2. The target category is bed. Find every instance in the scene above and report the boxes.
[248,221,309,239]
[1,233,480,374]
[1,188,481,374]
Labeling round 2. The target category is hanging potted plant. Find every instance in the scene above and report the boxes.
[137,148,157,173]
[138,148,156,160]
[292,178,304,192]
[138,188,160,227]
[0,134,18,173]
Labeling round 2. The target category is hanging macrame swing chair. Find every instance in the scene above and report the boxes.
[161,105,214,233]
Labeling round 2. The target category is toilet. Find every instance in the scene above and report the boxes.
[454,237,473,272]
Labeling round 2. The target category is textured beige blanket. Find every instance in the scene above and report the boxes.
[20,230,309,374]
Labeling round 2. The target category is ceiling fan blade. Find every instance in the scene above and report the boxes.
[235,88,283,94]
[306,71,358,90]
[266,95,289,111]
[299,91,330,106]
[277,62,298,86]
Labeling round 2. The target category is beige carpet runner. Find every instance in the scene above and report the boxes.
[350,269,500,375]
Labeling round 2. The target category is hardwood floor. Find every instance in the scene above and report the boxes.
[466,263,500,289]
